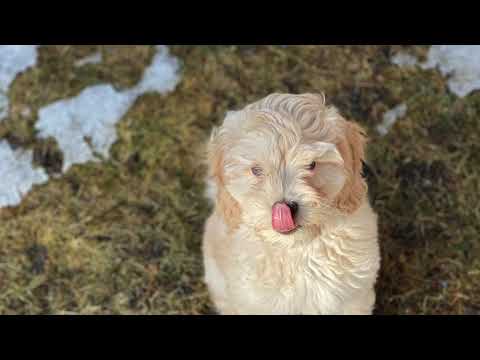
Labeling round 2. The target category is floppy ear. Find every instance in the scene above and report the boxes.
[303,141,345,199]
[206,126,224,185]
[206,123,242,232]
[334,121,368,213]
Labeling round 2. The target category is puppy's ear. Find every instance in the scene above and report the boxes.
[207,110,248,184]
[207,126,224,185]
[309,142,347,200]
[206,122,242,232]
[334,121,368,213]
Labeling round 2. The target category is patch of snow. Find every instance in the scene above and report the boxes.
[0,94,8,119]
[391,52,418,67]
[0,140,48,208]
[376,103,407,136]
[36,85,136,172]
[392,46,480,98]
[0,45,180,208]
[35,45,180,173]
[132,45,181,96]
[0,45,39,120]
[421,45,480,97]
[74,51,103,67]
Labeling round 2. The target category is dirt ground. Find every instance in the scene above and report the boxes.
[0,45,478,314]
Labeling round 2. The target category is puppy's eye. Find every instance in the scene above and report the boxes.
[307,161,316,171]
[251,166,263,177]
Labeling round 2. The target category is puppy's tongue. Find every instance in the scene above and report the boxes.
[272,203,296,233]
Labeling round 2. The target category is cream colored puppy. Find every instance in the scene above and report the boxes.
[202,93,380,315]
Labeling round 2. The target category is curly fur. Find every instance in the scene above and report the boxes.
[202,93,380,315]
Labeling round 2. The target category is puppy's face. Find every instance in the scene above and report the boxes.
[208,94,367,240]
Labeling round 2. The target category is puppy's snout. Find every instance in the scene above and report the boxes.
[272,200,298,217]
[286,201,298,217]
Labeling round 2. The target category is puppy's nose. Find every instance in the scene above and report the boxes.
[286,201,298,217]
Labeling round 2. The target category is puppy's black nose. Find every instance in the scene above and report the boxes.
[286,201,298,217]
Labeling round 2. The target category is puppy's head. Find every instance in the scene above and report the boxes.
[207,93,368,241]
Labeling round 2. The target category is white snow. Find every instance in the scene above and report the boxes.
[376,103,408,136]
[392,45,480,98]
[0,45,39,120]
[35,85,135,172]
[0,140,49,208]
[35,45,180,173]
[74,51,103,67]
[421,45,480,97]
[132,45,181,96]
[391,52,418,67]
[0,45,181,209]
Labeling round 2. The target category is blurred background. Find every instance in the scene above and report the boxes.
[0,45,478,315]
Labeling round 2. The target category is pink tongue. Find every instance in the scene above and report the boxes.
[272,203,296,233]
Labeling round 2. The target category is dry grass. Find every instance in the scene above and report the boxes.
[0,45,478,314]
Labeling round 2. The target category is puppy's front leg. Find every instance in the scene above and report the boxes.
[342,289,376,315]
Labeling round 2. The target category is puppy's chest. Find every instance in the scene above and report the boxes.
[240,237,360,312]
[228,224,376,314]
[254,242,345,289]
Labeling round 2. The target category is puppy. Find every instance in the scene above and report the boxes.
[202,93,380,315]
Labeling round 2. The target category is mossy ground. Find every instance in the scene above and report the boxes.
[0,45,478,314]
